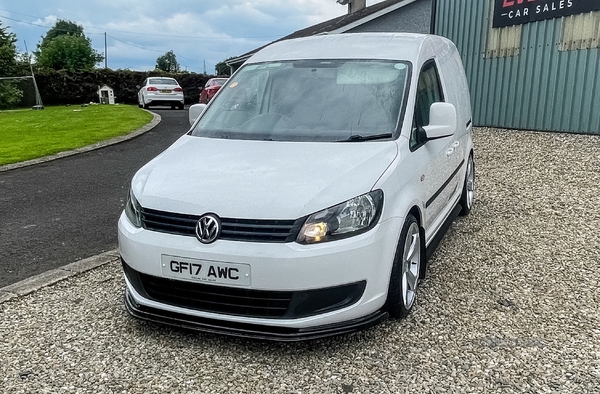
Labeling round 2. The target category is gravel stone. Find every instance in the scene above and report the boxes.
[1,128,599,393]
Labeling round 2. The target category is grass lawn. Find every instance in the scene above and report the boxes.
[0,105,154,166]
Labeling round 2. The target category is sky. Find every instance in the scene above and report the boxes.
[0,0,387,74]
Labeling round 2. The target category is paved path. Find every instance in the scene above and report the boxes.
[0,108,190,288]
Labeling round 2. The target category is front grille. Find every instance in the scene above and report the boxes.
[141,207,305,243]
[122,261,366,320]
[142,208,197,236]
[140,272,293,318]
[220,217,305,243]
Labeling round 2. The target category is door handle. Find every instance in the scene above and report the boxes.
[446,148,454,156]
[452,141,460,148]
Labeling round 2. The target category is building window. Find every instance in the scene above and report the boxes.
[486,1,522,59]
[486,25,522,58]
[560,11,600,51]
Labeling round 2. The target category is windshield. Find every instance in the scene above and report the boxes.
[149,78,177,85]
[191,60,410,142]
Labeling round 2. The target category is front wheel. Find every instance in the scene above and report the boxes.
[459,153,474,216]
[387,214,422,318]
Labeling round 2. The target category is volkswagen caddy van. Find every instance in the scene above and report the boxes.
[119,33,474,341]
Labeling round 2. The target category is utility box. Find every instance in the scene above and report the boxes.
[98,85,115,104]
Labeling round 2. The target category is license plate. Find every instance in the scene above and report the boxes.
[160,89,171,93]
[161,255,250,286]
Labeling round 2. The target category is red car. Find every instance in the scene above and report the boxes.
[199,78,228,103]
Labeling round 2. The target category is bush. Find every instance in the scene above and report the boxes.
[0,80,23,109]
[33,69,215,106]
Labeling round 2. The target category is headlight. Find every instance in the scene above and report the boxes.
[296,190,383,244]
[124,189,142,228]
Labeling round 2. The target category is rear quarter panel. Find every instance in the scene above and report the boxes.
[432,37,473,154]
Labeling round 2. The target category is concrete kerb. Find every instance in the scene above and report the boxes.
[0,110,160,303]
[0,249,120,304]
[0,110,161,173]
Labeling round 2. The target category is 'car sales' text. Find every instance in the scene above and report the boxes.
[502,0,573,19]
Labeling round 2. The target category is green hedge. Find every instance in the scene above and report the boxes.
[33,69,219,106]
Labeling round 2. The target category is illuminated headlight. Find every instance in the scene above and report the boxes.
[296,190,383,244]
[124,189,142,228]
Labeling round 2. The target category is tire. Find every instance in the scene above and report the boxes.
[387,214,422,318]
[459,152,474,216]
[143,102,149,110]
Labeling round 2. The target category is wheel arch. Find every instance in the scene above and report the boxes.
[385,209,423,318]
[406,205,428,280]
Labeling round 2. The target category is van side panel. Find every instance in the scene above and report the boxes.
[431,38,472,133]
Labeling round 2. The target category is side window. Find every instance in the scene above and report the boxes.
[410,60,444,150]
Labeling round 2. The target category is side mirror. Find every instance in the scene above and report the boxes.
[189,103,207,126]
[135,85,141,90]
[423,102,457,139]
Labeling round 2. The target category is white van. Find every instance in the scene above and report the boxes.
[119,33,474,341]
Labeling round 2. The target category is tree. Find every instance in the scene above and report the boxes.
[36,35,103,71]
[0,20,18,76]
[0,21,22,109]
[36,20,103,71]
[215,56,236,76]
[38,19,84,49]
[155,50,180,73]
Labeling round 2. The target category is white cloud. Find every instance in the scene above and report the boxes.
[0,0,387,73]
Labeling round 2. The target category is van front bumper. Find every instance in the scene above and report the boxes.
[118,211,403,340]
[124,286,387,342]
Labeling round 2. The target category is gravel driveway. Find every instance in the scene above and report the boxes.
[1,128,599,393]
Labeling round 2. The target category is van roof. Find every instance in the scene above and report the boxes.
[247,33,446,64]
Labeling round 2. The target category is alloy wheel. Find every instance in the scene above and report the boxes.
[401,222,421,310]
[466,156,474,209]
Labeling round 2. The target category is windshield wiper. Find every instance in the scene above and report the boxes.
[339,133,393,142]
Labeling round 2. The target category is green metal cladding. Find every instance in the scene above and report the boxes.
[434,0,600,134]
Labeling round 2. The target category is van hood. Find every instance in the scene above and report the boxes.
[133,135,397,219]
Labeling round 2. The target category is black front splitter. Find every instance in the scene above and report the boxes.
[125,289,388,342]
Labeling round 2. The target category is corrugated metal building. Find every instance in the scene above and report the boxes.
[434,0,600,134]
[228,0,599,134]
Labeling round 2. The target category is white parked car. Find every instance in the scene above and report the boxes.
[119,33,474,341]
[137,77,184,110]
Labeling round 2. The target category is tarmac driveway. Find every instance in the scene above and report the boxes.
[1,128,599,393]
[0,108,190,288]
